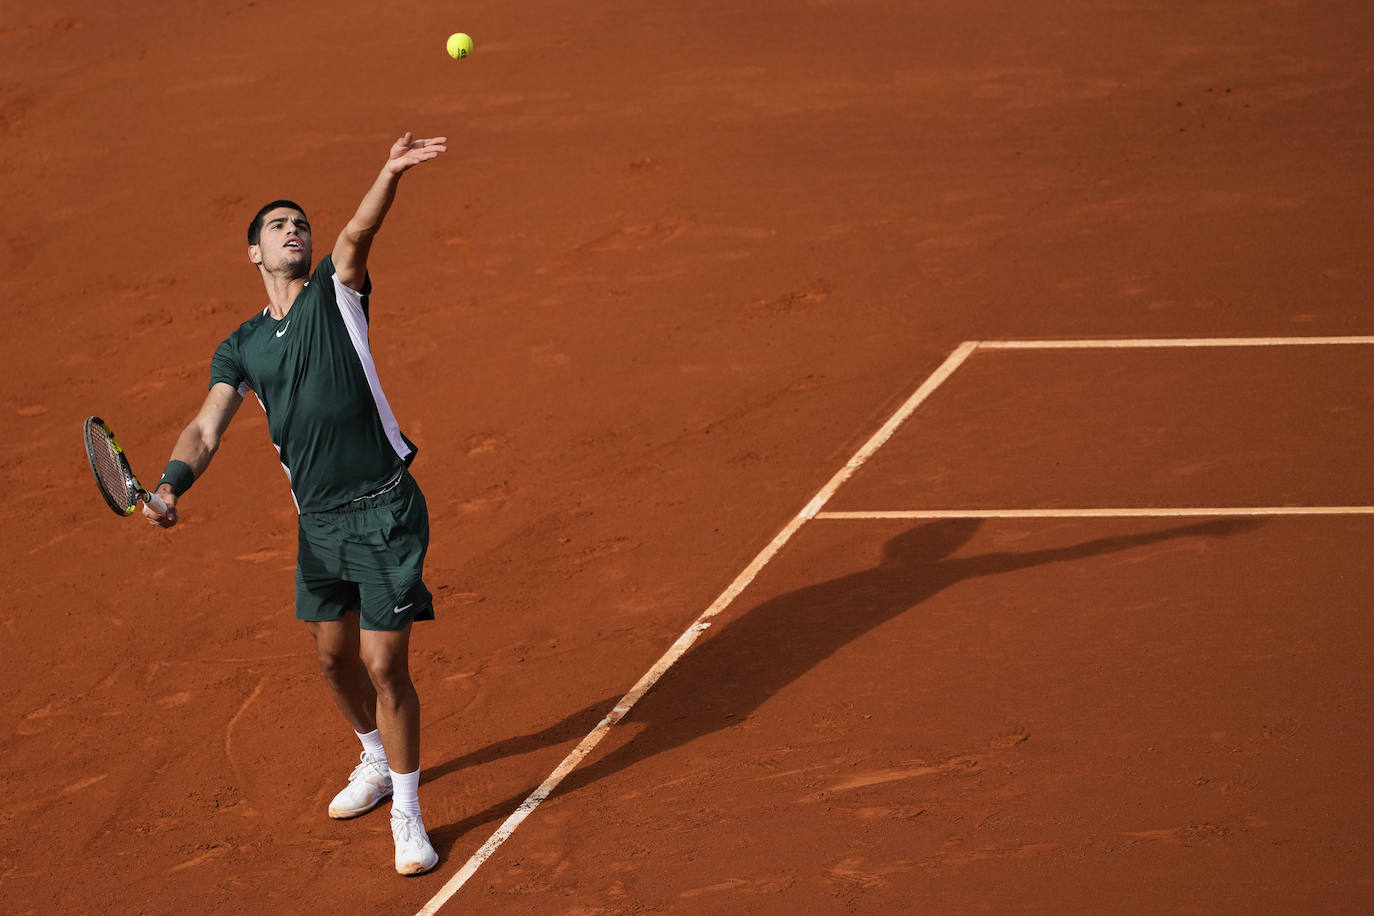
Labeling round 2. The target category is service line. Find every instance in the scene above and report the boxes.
[414,342,979,915]
[978,335,1374,349]
[817,507,1374,519]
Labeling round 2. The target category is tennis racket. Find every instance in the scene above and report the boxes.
[83,416,167,516]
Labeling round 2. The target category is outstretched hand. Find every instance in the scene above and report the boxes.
[385,131,448,175]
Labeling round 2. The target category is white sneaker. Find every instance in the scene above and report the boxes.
[328,752,393,819]
[392,813,439,875]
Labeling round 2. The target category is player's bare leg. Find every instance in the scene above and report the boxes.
[359,625,419,773]
[306,615,378,733]
[360,623,436,874]
[309,615,395,820]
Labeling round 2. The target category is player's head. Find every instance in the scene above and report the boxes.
[247,200,312,278]
[247,199,307,245]
[881,519,981,566]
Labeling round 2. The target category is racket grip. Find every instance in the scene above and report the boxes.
[146,491,168,515]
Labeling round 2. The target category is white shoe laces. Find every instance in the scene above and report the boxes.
[351,752,390,785]
[392,814,426,845]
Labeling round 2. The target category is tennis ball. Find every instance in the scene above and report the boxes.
[446,32,473,59]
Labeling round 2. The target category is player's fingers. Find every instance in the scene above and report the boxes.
[142,500,176,527]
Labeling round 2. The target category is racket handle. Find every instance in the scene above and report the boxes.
[145,491,168,515]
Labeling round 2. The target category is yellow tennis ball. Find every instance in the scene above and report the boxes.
[446,32,473,59]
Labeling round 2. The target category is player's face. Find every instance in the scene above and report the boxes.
[251,207,312,276]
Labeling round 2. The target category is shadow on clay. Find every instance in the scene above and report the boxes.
[425,515,1263,852]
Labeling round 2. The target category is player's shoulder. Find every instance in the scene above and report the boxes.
[312,254,337,284]
[318,251,371,299]
[218,309,271,346]
[297,255,347,302]
[236,308,274,334]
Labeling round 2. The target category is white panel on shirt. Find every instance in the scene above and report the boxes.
[331,274,413,462]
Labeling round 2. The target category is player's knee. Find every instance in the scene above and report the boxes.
[306,620,360,680]
[315,646,356,681]
[362,653,413,701]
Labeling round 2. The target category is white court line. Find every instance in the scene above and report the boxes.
[978,336,1374,349]
[414,342,980,915]
[818,507,1374,519]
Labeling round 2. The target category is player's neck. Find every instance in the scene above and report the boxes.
[261,272,308,319]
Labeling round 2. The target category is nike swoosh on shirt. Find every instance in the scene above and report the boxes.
[393,603,414,615]
[275,320,291,338]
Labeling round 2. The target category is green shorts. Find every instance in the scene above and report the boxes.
[295,469,435,631]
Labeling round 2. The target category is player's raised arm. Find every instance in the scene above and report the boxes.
[142,382,244,528]
[333,132,448,292]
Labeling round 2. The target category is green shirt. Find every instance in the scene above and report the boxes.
[210,255,417,513]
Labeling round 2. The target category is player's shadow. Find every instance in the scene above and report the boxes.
[427,515,1262,850]
[424,696,617,782]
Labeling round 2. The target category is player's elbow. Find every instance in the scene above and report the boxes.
[342,221,379,246]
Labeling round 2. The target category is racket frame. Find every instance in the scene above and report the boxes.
[83,416,168,517]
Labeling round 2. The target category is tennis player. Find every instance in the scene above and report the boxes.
[143,132,447,875]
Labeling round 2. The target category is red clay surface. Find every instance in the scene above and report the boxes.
[3,1,1372,913]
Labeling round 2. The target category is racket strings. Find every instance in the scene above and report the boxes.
[85,421,137,510]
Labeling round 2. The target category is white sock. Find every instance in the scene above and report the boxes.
[390,768,421,818]
[356,729,387,762]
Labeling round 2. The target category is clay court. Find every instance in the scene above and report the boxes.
[2,1,1371,913]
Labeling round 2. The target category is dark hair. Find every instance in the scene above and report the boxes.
[247,199,307,245]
